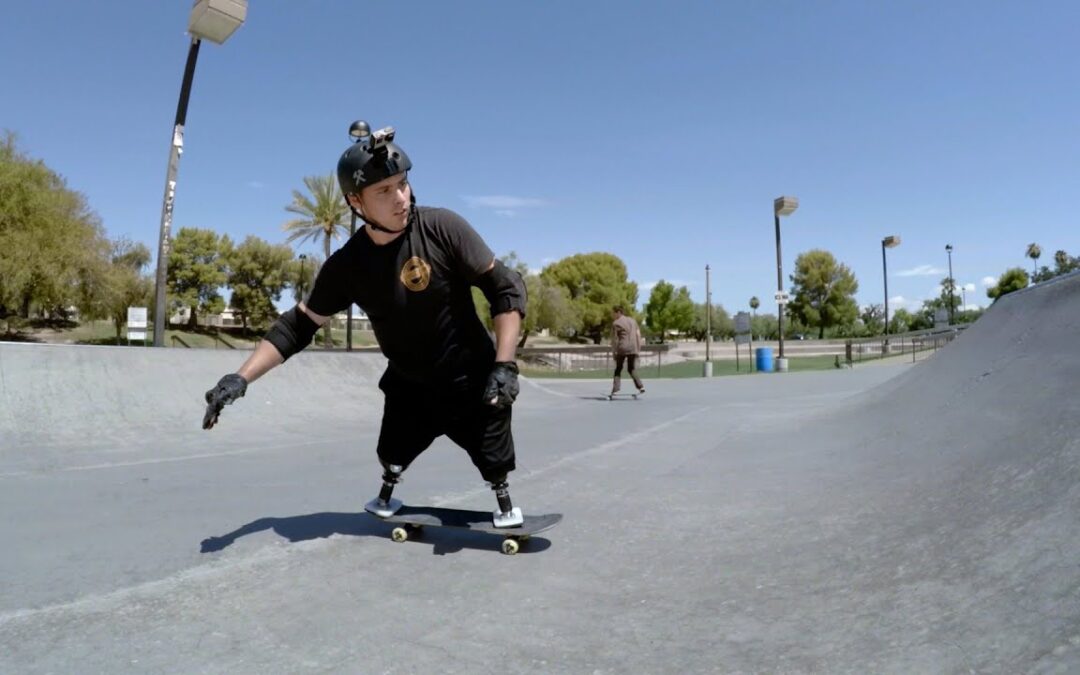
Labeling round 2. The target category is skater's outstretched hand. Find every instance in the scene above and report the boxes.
[483,361,519,408]
[202,373,248,429]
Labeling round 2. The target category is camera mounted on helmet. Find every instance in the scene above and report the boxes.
[337,120,413,197]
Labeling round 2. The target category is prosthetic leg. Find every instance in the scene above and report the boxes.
[488,475,523,528]
[365,462,405,517]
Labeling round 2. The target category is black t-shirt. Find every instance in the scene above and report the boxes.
[305,206,496,386]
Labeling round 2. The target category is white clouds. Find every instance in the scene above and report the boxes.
[981,276,998,287]
[462,195,547,217]
[886,295,923,315]
[896,264,946,277]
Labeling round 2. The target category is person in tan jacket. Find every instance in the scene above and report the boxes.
[610,305,645,396]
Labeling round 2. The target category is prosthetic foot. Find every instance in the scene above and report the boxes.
[489,478,524,528]
[365,463,404,517]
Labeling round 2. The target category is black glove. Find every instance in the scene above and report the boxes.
[482,361,520,409]
[203,373,248,429]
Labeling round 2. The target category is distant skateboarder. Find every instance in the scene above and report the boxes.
[202,121,529,527]
[610,305,645,397]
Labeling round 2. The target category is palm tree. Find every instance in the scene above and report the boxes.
[749,296,760,316]
[283,174,351,347]
[1026,243,1042,278]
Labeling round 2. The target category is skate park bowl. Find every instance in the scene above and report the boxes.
[1,271,1078,672]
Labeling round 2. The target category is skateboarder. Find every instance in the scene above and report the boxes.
[202,121,529,527]
[610,305,645,396]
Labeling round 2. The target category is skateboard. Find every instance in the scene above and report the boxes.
[607,391,643,400]
[373,505,562,555]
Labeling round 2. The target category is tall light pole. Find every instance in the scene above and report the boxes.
[945,244,955,325]
[773,196,798,363]
[882,236,900,337]
[298,254,307,301]
[703,265,712,377]
[152,0,247,346]
[345,121,368,353]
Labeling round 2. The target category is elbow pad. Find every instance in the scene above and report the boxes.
[263,306,320,361]
[475,261,527,319]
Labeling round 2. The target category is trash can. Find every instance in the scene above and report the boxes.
[755,347,774,373]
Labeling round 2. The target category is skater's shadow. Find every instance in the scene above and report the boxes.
[200,512,553,556]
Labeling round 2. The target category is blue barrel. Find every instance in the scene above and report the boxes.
[755,347,774,372]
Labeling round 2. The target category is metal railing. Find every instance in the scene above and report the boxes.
[843,324,970,365]
[516,344,671,375]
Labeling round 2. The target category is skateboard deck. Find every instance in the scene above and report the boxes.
[607,391,642,400]
[374,505,562,555]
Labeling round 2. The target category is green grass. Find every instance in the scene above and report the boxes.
[520,354,841,379]
[8,319,380,350]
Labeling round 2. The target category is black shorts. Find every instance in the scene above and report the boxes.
[375,369,516,481]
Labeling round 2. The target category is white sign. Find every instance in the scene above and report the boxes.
[127,307,148,344]
[774,291,791,304]
[734,333,751,345]
[127,307,148,328]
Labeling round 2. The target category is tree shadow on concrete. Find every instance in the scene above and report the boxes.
[0,330,41,343]
[200,511,553,556]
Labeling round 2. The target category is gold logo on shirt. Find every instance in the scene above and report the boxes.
[400,256,432,292]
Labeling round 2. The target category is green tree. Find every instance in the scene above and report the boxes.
[540,253,637,343]
[108,242,153,341]
[282,174,351,347]
[227,236,294,333]
[749,296,760,314]
[987,267,1029,301]
[1054,250,1078,276]
[167,227,232,329]
[0,132,110,320]
[787,249,860,339]
[939,276,961,317]
[690,303,733,341]
[860,304,884,336]
[644,280,694,342]
[1026,243,1041,277]
[890,308,914,334]
[751,313,778,340]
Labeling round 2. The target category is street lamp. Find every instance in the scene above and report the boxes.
[152,0,247,346]
[703,264,712,377]
[945,244,955,325]
[298,254,307,300]
[773,196,798,366]
[344,121,368,352]
[882,236,901,337]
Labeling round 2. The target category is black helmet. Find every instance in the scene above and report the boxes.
[336,121,412,196]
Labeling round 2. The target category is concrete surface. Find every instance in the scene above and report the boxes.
[1,272,1078,673]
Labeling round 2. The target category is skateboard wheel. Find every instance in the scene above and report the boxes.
[501,538,520,555]
[391,527,409,543]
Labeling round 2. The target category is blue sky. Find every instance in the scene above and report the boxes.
[4,1,1078,316]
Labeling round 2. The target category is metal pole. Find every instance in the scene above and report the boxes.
[946,246,955,325]
[153,38,202,347]
[346,212,356,351]
[705,265,711,362]
[774,213,785,359]
[882,241,890,337]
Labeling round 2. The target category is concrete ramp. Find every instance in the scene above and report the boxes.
[0,273,1077,672]
[0,344,387,471]
[715,271,1080,669]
